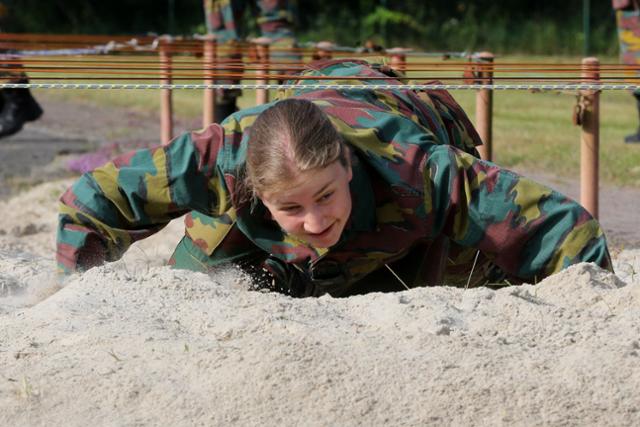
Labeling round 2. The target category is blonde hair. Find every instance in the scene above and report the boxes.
[246,98,348,197]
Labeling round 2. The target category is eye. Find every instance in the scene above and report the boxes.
[318,191,334,202]
[280,205,301,213]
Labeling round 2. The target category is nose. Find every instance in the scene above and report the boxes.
[303,206,329,234]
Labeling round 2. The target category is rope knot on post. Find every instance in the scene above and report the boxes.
[573,94,589,126]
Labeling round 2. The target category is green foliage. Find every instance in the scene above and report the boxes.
[3,0,203,35]
[0,0,623,55]
[361,6,424,41]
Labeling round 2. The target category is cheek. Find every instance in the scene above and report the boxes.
[334,190,352,218]
[271,213,302,233]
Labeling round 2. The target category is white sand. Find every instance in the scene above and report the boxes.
[1,180,639,426]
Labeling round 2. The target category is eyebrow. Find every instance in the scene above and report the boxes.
[313,182,332,198]
[276,181,333,207]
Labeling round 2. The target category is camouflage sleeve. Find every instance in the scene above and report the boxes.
[56,124,230,273]
[424,145,613,281]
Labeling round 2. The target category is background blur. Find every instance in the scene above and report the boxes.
[1,0,618,56]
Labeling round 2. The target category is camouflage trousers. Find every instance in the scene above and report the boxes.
[203,0,299,103]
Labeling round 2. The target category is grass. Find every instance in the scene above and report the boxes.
[451,83,640,187]
[499,89,637,186]
[427,54,640,188]
[33,54,640,188]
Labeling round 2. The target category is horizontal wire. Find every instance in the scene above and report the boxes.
[0,82,633,91]
[1,33,639,91]
[2,60,635,74]
[4,62,634,70]
[1,52,638,74]
[12,77,640,85]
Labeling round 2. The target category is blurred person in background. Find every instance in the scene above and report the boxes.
[203,0,299,121]
[0,1,43,139]
[613,0,640,143]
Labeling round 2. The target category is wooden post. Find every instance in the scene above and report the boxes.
[387,47,411,74]
[580,57,600,218]
[254,38,271,106]
[314,41,334,60]
[475,52,494,161]
[202,36,217,127]
[160,40,174,145]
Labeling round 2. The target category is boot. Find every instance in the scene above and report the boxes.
[624,128,640,144]
[0,79,43,139]
[214,96,238,123]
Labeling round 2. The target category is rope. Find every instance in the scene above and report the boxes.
[0,82,635,91]
[5,47,111,56]
[1,33,639,91]
[0,32,470,58]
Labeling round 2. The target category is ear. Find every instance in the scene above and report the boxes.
[345,146,354,181]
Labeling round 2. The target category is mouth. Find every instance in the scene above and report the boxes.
[307,222,335,240]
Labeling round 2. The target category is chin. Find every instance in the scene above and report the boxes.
[308,227,343,248]
[310,236,339,249]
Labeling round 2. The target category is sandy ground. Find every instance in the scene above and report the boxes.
[1,95,640,425]
[0,181,639,426]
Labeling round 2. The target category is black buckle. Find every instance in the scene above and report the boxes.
[308,259,351,295]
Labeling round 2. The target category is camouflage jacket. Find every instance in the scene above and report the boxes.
[57,59,612,290]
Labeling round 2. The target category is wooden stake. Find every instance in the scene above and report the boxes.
[475,52,494,161]
[202,36,217,127]
[387,47,410,73]
[160,40,174,145]
[580,57,600,218]
[314,41,334,60]
[254,38,270,105]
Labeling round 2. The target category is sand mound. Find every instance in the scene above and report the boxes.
[1,180,639,426]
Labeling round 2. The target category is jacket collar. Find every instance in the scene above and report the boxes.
[343,153,376,234]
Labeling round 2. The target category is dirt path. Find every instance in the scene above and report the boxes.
[0,93,199,200]
[1,94,638,250]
